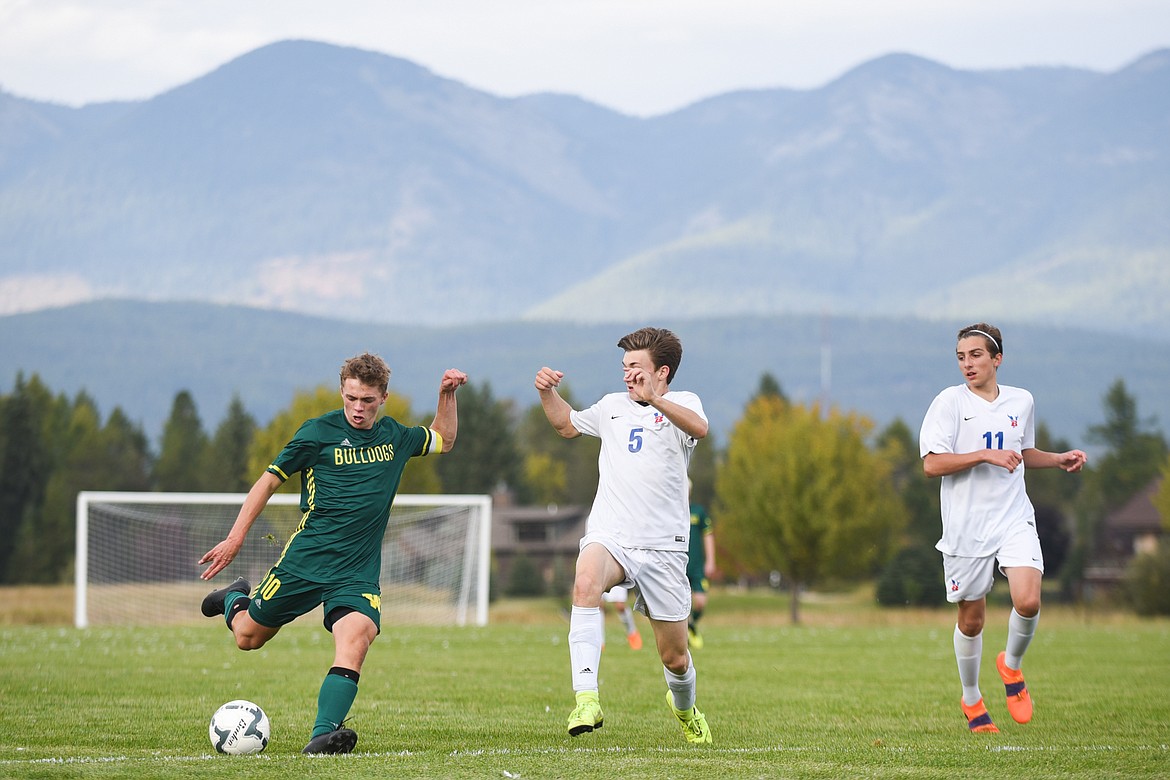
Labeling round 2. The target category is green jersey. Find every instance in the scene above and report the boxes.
[687,503,712,581]
[267,409,437,585]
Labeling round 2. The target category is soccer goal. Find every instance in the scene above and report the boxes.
[75,491,492,629]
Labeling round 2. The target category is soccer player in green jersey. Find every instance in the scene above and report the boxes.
[199,353,467,754]
[686,501,715,649]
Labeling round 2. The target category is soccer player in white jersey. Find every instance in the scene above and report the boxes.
[534,327,712,744]
[919,323,1086,733]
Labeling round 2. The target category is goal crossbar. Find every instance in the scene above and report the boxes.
[75,491,492,629]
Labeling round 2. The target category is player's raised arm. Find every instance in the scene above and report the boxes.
[535,366,579,438]
[430,368,467,453]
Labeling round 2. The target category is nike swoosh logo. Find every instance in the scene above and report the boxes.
[964,416,976,421]
[611,415,621,419]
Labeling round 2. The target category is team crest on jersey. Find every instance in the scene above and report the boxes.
[950,579,960,592]
[654,413,665,424]
[1008,415,1019,428]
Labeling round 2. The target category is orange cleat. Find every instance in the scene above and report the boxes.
[996,652,1033,724]
[627,631,643,650]
[961,697,1000,733]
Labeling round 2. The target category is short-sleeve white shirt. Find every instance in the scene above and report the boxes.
[571,390,705,550]
[919,383,1037,557]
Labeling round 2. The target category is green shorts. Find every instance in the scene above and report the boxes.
[687,571,708,594]
[246,565,382,633]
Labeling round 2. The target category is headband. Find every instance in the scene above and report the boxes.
[964,329,1000,352]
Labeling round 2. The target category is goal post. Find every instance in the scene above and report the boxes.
[75,491,492,629]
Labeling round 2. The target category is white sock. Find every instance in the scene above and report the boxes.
[569,606,604,693]
[619,608,636,635]
[1004,609,1038,670]
[664,652,696,711]
[954,625,983,706]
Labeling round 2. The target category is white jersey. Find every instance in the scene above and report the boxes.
[571,390,705,551]
[919,383,1038,557]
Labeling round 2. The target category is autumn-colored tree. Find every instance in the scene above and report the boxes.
[515,384,599,507]
[716,394,904,623]
[1154,456,1170,531]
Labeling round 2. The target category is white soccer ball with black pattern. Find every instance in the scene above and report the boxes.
[209,699,270,755]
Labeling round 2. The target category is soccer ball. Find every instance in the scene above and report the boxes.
[209,700,270,755]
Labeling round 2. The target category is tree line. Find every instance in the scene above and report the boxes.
[1,371,1166,612]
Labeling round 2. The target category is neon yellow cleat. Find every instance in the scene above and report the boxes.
[666,691,712,744]
[567,691,604,736]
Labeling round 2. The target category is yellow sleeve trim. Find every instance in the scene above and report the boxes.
[427,429,445,455]
[268,464,290,481]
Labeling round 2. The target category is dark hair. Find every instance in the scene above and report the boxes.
[617,327,683,384]
[957,323,1003,356]
[340,352,391,393]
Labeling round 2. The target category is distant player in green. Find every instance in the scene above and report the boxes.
[199,353,467,755]
[687,501,715,649]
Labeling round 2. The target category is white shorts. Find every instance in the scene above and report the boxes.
[581,532,691,622]
[943,529,1044,603]
[602,586,630,603]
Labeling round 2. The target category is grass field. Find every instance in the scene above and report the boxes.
[0,587,1167,779]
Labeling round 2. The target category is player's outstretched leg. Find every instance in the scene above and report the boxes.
[567,691,604,736]
[666,690,712,744]
[302,727,358,755]
[996,651,1033,724]
[960,697,999,733]
[201,577,251,618]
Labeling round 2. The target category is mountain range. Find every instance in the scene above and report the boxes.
[3,301,1169,452]
[1,40,1168,338]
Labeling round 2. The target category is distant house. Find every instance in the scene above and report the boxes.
[492,504,589,594]
[1083,477,1165,589]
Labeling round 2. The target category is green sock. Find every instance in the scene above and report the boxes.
[311,669,359,739]
[223,590,248,628]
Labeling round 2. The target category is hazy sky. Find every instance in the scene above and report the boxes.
[1,0,1167,116]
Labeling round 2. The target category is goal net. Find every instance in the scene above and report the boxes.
[75,491,491,629]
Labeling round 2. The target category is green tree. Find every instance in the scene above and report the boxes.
[10,400,151,583]
[688,429,718,510]
[875,418,938,548]
[436,381,523,495]
[753,372,788,403]
[0,375,57,581]
[202,395,257,492]
[504,553,546,597]
[1123,546,1170,616]
[1086,379,1167,510]
[1024,423,1079,578]
[716,395,904,623]
[153,390,209,491]
[1067,379,1168,597]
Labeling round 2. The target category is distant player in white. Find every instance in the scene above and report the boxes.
[535,326,713,744]
[601,585,643,650]
[920,323,1086,733]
